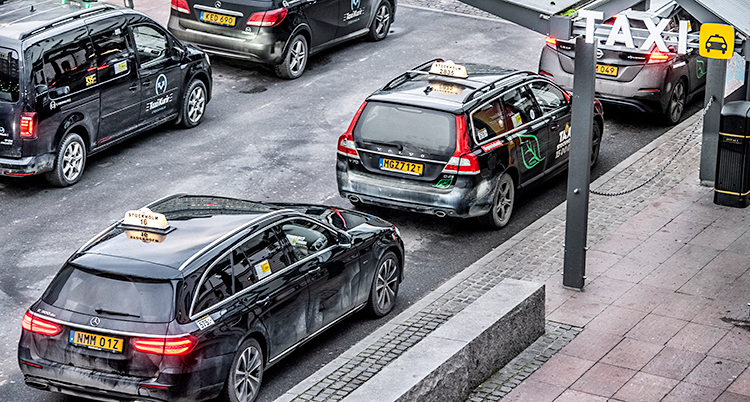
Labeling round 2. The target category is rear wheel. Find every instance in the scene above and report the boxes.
[366,1,392,41]
[664,79,686,125]
[274,35,308,80]
[224,338,263,402]
[45,133,86,187]
[591,120,602,167]
[478,172,515,229]
[366,251,400,317]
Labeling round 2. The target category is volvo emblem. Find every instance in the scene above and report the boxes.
[596,48,604,59]
[215,0,221,7]
[89,317,101,327]
[155,74,168,95]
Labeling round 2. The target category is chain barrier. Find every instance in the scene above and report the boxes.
[590,96,714,197]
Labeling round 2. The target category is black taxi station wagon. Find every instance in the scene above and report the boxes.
[337,59,604,228]
[0,0,212,186]
[18,194,404,402]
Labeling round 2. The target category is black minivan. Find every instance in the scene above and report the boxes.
[0,0,212,186]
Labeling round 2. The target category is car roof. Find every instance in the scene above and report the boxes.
[73,195,286,278]
[0,0,117,41]
[367,60,536,113]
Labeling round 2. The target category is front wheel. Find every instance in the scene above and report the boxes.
[180,79,207,128]
[366,251,400,317]
[664,79,686,125]
[366,1,392,41]
[223,338,264,402]
[45,133,86,187]
[274,35,308,80]
[478,172,515,229]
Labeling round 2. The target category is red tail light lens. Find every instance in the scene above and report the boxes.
[337,101,367,159]
[247,8,288,27]
[170,0,190,14]
[648,51,670,63]
[20,112,37,140]
[22,312,62,336]
[132,335,198,356]
[443,115,480,175]
[545,36,557,47]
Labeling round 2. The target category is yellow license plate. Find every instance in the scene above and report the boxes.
[596,64,618,76]
[200,11,236,27]
[70,330,124,353]
[379,158,424,176]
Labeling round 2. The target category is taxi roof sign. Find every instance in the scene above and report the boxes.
[429,61,468,78]
[123,208,169,230]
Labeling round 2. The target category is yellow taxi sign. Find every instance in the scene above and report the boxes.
[429,61,468,78]
[699,23,734,59]
[123,208,169,230]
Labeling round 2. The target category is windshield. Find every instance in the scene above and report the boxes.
[354,102,456,156]
[0,47,19,102]
[42,264,175,323]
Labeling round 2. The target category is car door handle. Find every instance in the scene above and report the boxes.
[307,266,322,276]
[551,124,560,131]
[128,84,138,91]
[143,79,151,87]
[254,297,270,307]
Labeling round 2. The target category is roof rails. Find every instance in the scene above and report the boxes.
[21,4,114,40]
[381,58,445,91]
[466,70,534,102]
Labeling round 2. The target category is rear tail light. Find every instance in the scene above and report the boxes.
[442,115,479,175]
[170,0,190,14]
[545,36,556,47]
[20,112,37,140]
[647,51,670,63]
[337,101,367,159]
[132,335,198,356]
[247,8,288,27]
[22,312,62,336]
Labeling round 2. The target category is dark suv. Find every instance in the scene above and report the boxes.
[0,0,212,186]
[168,0,395,79]
[336,59,604,228]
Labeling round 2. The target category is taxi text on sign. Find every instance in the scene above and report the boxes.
[699,23,734,59]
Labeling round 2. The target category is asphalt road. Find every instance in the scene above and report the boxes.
[0,6,703,402]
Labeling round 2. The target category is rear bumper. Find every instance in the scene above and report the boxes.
[336,157,494,218]
[0,154,54,177]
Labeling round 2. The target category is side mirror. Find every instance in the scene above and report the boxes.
[338,233,353,249]
[170,46,185,62]
[35,84,48,96]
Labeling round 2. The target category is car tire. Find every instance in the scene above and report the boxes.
[591,120,602,167]
[478,172,515,229]
[223,338,264,402]
[45,132,86,187]
[366,1,392,41]
[274,35,308,80]
[664,79,686,126]
[366,251,399,318]
[180,79,207,128]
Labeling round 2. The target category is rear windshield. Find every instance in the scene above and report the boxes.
[42,265,175,323]
[354,102,456,156]
[0,47,19,102]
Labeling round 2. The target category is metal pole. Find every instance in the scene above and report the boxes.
[124,0,134,8]
[699,58,727,185]
[562,37,596,290]
[745,41,750,101]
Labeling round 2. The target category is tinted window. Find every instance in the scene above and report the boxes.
[132,25,168,66]
[529,81,567,114]
[234,229,290,290]
[281,220,336,261]
[91,27,133,82]
[471,99,508,142]
[193,255,233,313]
[44,39,95,96]
[0,48,19,102]
[354,102,456,156]
[501,86,541,129]
[41,265,174,323]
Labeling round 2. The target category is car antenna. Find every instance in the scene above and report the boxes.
[30,5,35,11]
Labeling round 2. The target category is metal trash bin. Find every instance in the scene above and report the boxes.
[715,101,750,208]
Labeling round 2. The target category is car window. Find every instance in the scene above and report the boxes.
[43,38,96,97]
[91,27,133,82]
[529,81,567,114]
[193,255,233,313]
[132,25,168,66]
[0,48,19,102]
[501,86,541,129]
[281,219,336,261]
[234,229,290,290]
[471,98,508,142]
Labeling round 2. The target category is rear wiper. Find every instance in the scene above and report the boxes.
[363,140,404,151]
[95,308,140,318]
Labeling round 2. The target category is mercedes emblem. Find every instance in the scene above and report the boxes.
[215,0,221,8]
[89,317,101,327]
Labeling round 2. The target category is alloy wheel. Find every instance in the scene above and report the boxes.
[374,4,390,37]
[375,257,398,312]
[494,179,514,225]
[668,81,685,123]
[233,345,262,402]
[187,86,205,124]
[62,141,84,182]
[289,40,307,76]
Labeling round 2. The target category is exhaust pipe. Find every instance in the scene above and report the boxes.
[434,210,447,218]
[25,380,49,390]
[348,195,361,203]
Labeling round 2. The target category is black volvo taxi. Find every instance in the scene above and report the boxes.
[336,59,604,228]
[18,194,404,402]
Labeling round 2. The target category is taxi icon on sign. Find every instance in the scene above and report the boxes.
[705,34,728,54]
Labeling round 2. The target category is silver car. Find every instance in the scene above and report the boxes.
[538,0,706,125]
